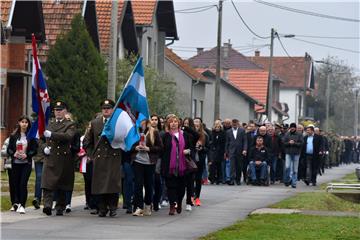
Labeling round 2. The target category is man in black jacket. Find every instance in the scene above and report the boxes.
[300,126,323,186]
[225,119,247,185]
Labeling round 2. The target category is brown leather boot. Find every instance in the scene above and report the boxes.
[169,205,176,215]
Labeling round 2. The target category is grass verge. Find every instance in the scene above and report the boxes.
[199,214,360,240]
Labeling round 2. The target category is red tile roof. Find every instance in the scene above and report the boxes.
[96,0,125,55]
[196,68,267,110]
[247,56,311,89]
[165,48,206,81]
[188,46,262,70]
[132,0,157,25]
[1,0,12,23]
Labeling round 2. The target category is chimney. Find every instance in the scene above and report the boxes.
[255,50,260,57]
[223,39,232,59]
[222,67,229,81]
[197,48,204,55]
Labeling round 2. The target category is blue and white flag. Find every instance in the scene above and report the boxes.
[102,57,149,151]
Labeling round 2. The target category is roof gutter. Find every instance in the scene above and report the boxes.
[166,38,175,46]
[7,0,16,28]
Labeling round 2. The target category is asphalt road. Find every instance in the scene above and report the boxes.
[1,163,358,240]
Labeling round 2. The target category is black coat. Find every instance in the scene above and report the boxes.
[7,133,38,164]
[210,130,226,163]
[225,128,247,158]
[161,131,191,178]
[299,134,323,179]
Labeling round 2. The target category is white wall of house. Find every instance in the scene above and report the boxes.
[204,80,255,126]
[280,88,302,124]
[164,58,206,118]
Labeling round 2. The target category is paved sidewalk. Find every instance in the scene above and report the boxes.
[1,163,358,240]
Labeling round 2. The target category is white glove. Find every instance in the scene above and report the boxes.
[44,146,51,155]
[183,149,191,155]
[44,130,52,138]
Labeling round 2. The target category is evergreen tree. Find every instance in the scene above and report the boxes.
[45,14,106,129]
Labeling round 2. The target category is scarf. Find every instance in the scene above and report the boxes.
[169,131,186,176]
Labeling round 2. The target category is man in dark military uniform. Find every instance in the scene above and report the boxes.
[83,99,122,217]
[42,101,76,216]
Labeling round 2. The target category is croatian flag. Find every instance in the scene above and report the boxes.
[27,34,51,139]
[101,57,149,151]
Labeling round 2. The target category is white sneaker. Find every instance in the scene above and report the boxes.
[65,204,71,213]
[158,204,162,210]
[161,200,169,207]
[143,205,152,216]
[18,205,25,214]
[52,201,56,210]
[186,204,192,211]
[132,207,143,216]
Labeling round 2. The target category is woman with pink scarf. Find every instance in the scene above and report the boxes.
[161,114,191,215]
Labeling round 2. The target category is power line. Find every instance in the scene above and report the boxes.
[278,34,360,40]
[291,37,360,54]
[254,0,360,23]
[175,5,217,14]
[231,0,270,39]
[275,35,299,64]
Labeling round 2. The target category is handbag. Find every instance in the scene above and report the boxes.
[185,156,198,173]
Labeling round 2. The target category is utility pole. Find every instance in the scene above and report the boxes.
[303,52,309,119]
[214,0,223,121]
[325,68,330,132]
[107,0,118,101]
[267,28,275,122]
[355,89,359,136]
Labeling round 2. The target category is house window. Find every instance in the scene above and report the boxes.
[192,99,197,118]
[0,84,6,128]
[146,37,152,66]
[154,41,157,69]
[200,100,204,119]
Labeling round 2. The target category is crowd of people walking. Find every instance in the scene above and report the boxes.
[1,99,359,217]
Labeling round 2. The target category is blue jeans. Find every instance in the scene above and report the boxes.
[34,162,43,202]
[123,162,134,210]
[225,158,231,181]
[249,161,268,181]
[270,156,278,182]
[285,154,300,186]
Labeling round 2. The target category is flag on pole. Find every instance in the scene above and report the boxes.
[308,60,315,89]
[27,34,51,139]
[101,57,149,151]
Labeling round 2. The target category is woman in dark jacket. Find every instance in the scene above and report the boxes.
[181,117,199,212]
[208,120,226,185]
[7,116,38,214]
[161,114,191,215]
[132,119,163,217]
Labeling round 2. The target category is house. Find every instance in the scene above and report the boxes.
[132,0,178,73]
[165,48,258,126]
[1,0,45,143]
[96,0,138,58]
[188,42,288,123]
[164,47,208,119]
[248,51,312,124]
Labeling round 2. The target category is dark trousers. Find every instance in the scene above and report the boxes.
[122,161,134,210]
[229,154,242,183]
[153,173,162,209]
[270,156,278,182]
[43,188,66,212]
[83,162,98,209]
[133,162,155,209]
[166,176,185,207]
[209,159,223,184]
[54,190,72,205]
[195,157,205,199]
[97,193,119,213]
[7,168,17,205]
[185,173,194,205]
[12,163,32,206]
[305,155,318,184]
[242,158,249,183]
[34,162,43,202]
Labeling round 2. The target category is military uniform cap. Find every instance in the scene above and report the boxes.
[101,99,115,108]
[53,101,67,110]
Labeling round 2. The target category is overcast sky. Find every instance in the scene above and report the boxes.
[171,0,360,75]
